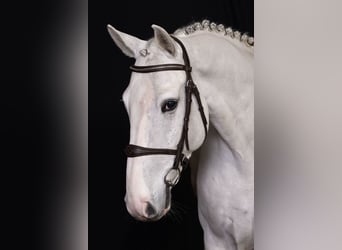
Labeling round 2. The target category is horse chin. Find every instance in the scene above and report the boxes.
[133,208,169,222]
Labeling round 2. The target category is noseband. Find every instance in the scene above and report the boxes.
[125,36,208,187]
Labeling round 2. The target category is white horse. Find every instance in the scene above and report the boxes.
[107,20,254,250]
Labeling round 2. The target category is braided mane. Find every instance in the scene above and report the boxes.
[173,20,254,49]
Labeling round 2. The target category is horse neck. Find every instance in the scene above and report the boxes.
[182,33,254,166]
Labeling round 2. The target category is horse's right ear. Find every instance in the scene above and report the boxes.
[107,25,146,58]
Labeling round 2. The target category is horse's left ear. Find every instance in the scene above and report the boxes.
[107,24,146,58]
[152,25,176,56]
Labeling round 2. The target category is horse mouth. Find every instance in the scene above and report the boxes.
[143,208,170,221]
[132,207,170,222]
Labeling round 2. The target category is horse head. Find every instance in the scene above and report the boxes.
[107,24,208,221]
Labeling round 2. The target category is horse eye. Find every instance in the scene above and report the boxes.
[161,99,178,113]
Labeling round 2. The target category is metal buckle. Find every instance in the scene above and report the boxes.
[164,168,180,187]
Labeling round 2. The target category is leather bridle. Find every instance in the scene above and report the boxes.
[124,36,208,187]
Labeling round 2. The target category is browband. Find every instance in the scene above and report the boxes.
[130,64,191,73]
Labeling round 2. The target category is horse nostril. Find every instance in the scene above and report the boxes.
[145,202,157,218]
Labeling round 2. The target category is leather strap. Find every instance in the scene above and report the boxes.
[189,81,208,138]
[130,64,191,73]
[125,144,190,169]
[125,144,178,157]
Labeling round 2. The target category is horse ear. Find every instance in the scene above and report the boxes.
[152,25,176,56]
[107,24,146,58]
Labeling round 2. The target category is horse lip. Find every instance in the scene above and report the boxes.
[140,208,170,222]
[130,210,166,222]
[141,213,164,222]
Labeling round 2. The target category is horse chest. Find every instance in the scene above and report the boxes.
[195,128,254,245]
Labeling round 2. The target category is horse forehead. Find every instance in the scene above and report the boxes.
[128,77,154,104]
[127,44,185,99]
[135,54,171,66]
[128,66,184,94]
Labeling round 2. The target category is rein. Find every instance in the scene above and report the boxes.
[125,36,208,187]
